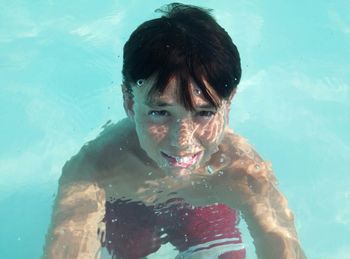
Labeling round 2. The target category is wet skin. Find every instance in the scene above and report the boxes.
[128,76,231,177]
[43,77,306,259]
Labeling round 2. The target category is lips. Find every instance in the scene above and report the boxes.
[161,151,202,168]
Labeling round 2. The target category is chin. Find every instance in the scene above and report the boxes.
[167,167,190,176]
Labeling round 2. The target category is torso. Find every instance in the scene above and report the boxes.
[67,117,255,206]
[61,118,257,258]
[101,120,240,203]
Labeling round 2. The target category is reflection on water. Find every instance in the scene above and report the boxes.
[100,198,245,258]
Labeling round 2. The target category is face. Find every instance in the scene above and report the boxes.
[126,76,232,176]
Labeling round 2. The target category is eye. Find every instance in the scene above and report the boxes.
[197,111,216,118]
[148,110,170,117]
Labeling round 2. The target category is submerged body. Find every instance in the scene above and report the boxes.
[43,118,305,259]
[44,3,306,258]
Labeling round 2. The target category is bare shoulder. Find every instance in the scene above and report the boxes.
[215,128,276,185]
[59,118,137,185]
[221,128,264,163]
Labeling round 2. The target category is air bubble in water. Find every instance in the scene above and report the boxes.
[136,79,145,86]
[184,234,188,242]
[194,87,201,95]
[207,166,214,174]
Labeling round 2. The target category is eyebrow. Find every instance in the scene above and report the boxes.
[145,100,216,109]
[145,100,173,107]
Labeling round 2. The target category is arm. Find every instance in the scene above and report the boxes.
[42,162,106,259]
[237,160,306,259]
[216,134,306,259]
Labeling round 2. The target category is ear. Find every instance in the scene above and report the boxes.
[122,84,135,120]
[227,88,237,104]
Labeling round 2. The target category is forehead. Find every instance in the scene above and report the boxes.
[137,76,219,108]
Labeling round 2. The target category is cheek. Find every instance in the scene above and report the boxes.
[147,124,169,143]
[134,112,169,144]
[196,113,225,145]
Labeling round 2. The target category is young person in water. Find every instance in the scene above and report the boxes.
[44,3,306,259]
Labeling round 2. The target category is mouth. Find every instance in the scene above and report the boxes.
[161,151,202,168]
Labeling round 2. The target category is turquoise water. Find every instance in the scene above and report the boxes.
[1,0,349,258]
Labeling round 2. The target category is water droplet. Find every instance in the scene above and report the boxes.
[148,172,153,176]
[119,147,123,151]
[219,157,225,163]
[218,171,224,176]
[255,165,260,170]
[108,184,113,188]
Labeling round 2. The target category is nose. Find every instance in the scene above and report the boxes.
[170,118,197,149]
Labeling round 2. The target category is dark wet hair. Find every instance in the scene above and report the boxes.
[122,2,241,110]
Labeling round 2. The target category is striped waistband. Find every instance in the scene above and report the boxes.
[176,237,245,258]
